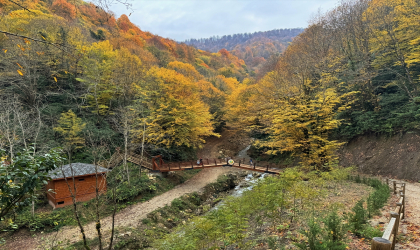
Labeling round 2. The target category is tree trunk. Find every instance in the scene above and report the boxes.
[64,151,91,250]
[139,121,145,177]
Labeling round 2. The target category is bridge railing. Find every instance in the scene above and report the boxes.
[371,181,406,250]
[151,156,284,174]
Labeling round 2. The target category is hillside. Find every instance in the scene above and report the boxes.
[0,0,251,163]
[339,132,420,181]
[185,28,303,71]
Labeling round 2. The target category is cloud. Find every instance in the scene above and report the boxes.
[110,0,339,41]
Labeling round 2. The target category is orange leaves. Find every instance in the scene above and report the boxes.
[16,63,24,76]
[219,48,230,57]
[51,0,76,20]
[16,44,25,52]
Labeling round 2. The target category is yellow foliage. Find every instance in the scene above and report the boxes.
[167,61,203,81]
[137,67,218,148]
[78,40,117,116]
[213,75,239,94]
[53,110,86,151]
[259,88,356,170]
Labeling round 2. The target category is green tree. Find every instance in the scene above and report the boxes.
[0,147,63,220]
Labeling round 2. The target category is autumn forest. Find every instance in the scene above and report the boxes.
[1,0,420,249]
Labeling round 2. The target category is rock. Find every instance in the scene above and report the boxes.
[120,231,131,237]
[240,182,251,188]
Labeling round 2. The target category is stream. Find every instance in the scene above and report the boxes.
[210,172,267,211]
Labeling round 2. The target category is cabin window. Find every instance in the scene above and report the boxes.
[57,201,64,205]
[79,178,85,181]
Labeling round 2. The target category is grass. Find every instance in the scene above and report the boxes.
[148,168,392,250]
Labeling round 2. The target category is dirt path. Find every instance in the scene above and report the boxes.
[396,180,420,249]
[5,167,242,250]
[197,128,251,159]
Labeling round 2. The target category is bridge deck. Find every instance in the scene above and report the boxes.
[157,162,282,174]
[103,150,282,175]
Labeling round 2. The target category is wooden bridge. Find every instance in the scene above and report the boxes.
[103,149,282,175]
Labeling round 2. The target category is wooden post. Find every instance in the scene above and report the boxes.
[253,162,256,169]
[396,202,402,215]
[214,159,217,166]
[207,159,209,165]
[386,178,389,186]
[390,212,399,249]
[393,181,397,194]
[401,194,405,219]
[402,183,406,196]
[152,157,156,171]
[266,165,269,171]
[179,162,181,169]
[239,160,241,167]
[371,237,392,250]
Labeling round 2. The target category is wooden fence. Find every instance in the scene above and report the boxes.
[371,180,406,250]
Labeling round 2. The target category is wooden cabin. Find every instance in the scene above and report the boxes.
[47,163,109,209]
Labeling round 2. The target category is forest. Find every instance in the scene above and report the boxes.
[185,28,304,71]
[1,0,420,249]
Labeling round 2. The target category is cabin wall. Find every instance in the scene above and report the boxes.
[47,174,107,208]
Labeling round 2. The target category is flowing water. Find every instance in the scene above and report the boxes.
[210,172,267,211]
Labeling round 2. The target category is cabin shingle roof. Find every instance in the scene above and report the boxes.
[48,163,109,180]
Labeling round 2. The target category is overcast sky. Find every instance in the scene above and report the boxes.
[110,0,340,41]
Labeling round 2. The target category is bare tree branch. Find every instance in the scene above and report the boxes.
[7,0,32,12]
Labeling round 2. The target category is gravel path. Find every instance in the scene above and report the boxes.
[396,181,420,249]
[4,167,241,250]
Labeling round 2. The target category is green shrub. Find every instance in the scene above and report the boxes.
[13,210,74,232]
[295,218,326,250]
[323,210,346,243]
[359,225,383,239]
[348,177,390,239]
[171,198,187,211]
[296,211,347,250]
[349,199,367,235]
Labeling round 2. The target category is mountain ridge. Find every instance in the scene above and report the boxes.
[184,28,304,70]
